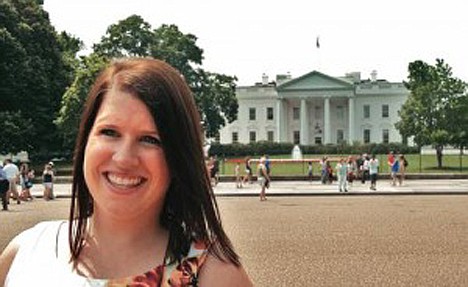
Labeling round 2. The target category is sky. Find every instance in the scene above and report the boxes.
[43,0,468,86]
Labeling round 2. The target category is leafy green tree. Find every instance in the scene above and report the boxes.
[0,111,35,154]
[93,15,153,57]
[0,0,74,157]
[396,59,467,168]
[55,54,109,151]
[90,15,238,139]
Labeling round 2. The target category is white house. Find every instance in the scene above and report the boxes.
[219,70,409,145]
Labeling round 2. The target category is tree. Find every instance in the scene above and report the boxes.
[55,54,109,152]
[0,0,75,157]
[395,59,467,168]
[0,111,35,154]
[89,15,238,138]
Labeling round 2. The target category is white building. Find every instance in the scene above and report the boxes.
[219,70,409,145]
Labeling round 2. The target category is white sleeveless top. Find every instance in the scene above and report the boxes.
[6,221,208,287]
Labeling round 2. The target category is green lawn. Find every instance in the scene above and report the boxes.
[218,154,468,176]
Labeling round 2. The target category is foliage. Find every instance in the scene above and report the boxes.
[0,0,76,156]
[0,111,35,154]
[395,59,468,167]
[55,54,109,151]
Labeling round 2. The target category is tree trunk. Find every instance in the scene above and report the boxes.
[436,145,443,169]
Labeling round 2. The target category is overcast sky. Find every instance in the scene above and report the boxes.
[43,0,467,86]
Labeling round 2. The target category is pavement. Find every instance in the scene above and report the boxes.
[28,179,468,198]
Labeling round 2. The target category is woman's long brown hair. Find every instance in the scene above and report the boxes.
[69,58,240,266]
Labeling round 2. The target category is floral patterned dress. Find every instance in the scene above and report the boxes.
[88,241,209,287]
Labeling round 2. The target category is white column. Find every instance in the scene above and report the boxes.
[300,99,309,145]
[276,99,284,142]
[348,96,355,144]
[324,96,331,144]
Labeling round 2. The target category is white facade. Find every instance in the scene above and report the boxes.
[219,70,409,145]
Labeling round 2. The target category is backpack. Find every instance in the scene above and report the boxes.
[403,158,408,167]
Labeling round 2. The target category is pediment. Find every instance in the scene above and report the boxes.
[277,71,354,91]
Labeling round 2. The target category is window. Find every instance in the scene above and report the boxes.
[337,105,344,120]
[382,104,389,118]
[249,108,256,120]
[363,105,370,119]
[315,106,321,119]
[267,107,274,120]
[382,129,389,143]
[293,131,300,144]
[363,129,371,143]
[232,132,238,143]
[337,129,344,144]
[293,107,300,120]
[267,131,274,142]
[249,131,256,143]
[315,137,322,145]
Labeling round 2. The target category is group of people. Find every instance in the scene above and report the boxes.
[316,152,407,192]
[0,160,56,210]
[0,58,252,286]
[233,155,271,200]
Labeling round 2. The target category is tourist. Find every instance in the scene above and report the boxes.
[368,154,379,190]
[3,159,20,205]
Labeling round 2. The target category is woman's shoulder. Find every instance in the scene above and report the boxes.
[167,241,253,287]
[198,252,253,287]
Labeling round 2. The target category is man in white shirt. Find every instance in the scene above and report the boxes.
[3,159,20,204]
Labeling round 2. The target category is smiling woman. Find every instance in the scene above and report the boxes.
[0,58,253,286]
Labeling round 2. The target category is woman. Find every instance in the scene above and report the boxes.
[42,163,54,200]
[0,58,252,286]
[257,156,270,201]
[19,163,34,201]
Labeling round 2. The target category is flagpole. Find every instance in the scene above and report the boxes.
[316,36,321,72]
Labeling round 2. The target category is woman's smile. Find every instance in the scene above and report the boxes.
[104,172,146,189]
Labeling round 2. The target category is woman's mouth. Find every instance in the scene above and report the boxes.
[105,172,145,188]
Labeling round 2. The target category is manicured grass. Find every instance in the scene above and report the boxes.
[218,154,468,176]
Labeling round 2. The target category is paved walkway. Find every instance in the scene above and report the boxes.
[29,179,468,198]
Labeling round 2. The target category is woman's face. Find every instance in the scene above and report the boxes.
[83,88,170,222]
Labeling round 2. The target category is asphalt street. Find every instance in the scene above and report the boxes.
[1,181,467,286]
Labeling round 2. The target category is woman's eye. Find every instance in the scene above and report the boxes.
[99,128,119,137]
[141,135,161,146]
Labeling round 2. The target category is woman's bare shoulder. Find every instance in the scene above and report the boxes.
[0,240,19,286]
[198,253,253,287]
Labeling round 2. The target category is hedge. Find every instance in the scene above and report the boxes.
[208,141,419,157]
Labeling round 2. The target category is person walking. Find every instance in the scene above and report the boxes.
[0,166,9,210]
[398,154,407,186]
[391,158,400,186]
[336,158,348,192]
[257,156,270,201]
[242,156,253,185]
[346,156,357,189]
[368,154,379,190]
[320,157,329,184]
[360,154,370,185]
[42,163,54,200]
[387,151,395,184]
[3,159,20,205]
[19,163,34,201]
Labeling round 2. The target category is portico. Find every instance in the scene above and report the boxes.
[276,71,355,145]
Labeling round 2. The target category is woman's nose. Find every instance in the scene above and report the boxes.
[111,138,139,168]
